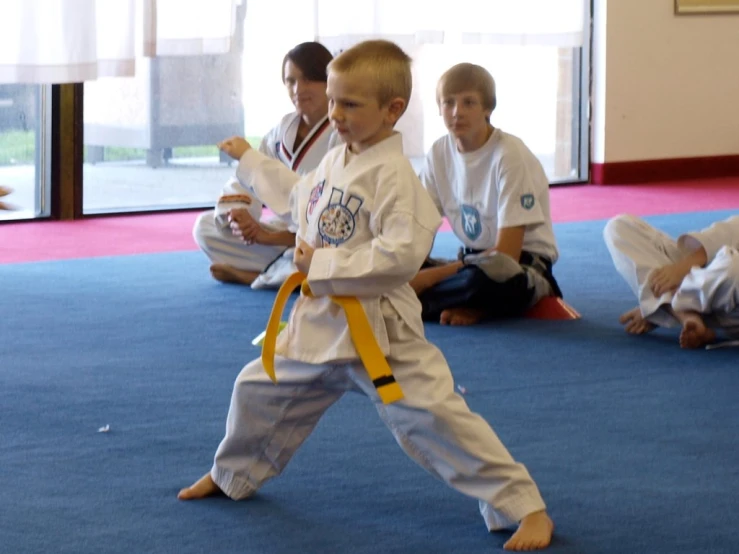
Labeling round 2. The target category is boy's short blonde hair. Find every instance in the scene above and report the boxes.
[436,63,497,113]
[328,40,412,115]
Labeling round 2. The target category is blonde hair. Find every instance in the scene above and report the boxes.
[328,40,412,115]
[436,63,497,113]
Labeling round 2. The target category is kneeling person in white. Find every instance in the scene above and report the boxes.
[179,41,553,552]
[413,63,560,326]
[604,213,739,349]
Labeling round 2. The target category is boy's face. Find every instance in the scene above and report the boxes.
[439,90,491,144]
[283,60,328,119]
[326,70,402,153]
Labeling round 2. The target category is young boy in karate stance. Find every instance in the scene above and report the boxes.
[604,213,739,348]
[179,40,553,551]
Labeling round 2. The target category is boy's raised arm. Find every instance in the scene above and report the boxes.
[219,136,302,226]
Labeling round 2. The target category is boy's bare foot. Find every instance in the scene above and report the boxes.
[618,307,656,334]
[503,510,554,551]
[210,263,259,285]
[440,307,485,326]
[677,312,716,349]
[177,473,223,500]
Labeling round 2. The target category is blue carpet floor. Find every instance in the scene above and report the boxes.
[1,210,738,554]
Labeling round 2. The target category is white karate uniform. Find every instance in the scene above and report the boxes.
[604,214,739,335]
[210,133,547,530]
[419,128,559,304]
[192,112,341,288]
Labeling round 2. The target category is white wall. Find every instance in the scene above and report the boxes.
[592,0,739,163]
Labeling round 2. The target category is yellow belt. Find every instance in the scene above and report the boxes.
[261,271,404,404]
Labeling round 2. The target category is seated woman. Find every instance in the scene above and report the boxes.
[193,41,340,288]
[411,63,561,326]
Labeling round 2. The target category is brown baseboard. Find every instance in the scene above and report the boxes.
[590,154,739,185]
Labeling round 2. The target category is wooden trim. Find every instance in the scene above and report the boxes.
[51,84,83,220]
[675,0,739,14]
[590,155,739,185]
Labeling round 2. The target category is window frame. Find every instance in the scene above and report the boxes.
[0,2,593,222]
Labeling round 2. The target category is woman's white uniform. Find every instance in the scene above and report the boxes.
[604,214,739,335]
[209,133,547,531]
[192,112,340,288]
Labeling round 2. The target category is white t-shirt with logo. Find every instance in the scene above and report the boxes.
[420,128,558,263]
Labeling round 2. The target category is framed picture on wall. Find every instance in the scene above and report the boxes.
[675,0,739,13]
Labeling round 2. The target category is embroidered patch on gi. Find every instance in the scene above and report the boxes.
[520,194,535,210]
[318,188,363,246]
[307,179,325,217]
[460,204,482,240]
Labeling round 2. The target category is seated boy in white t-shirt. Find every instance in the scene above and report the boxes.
[411,63,561,326]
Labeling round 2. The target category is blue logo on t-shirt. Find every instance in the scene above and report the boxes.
[520,194,535,210]
[460,204,482,240]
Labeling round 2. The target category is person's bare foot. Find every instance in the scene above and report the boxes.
[677,311,716,349]
[0,186,15,210]
[503,510,554,551]
[210,263,259,285]
[440,307,486,326]
[618,307,656,334]
[177,473,223,500]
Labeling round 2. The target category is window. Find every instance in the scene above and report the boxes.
[1,0,589,219]
[0,85,51,220]
[242,0,590,183]
[81,1,247,213]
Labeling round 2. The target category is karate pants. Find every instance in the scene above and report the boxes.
[210,310,546,531]
[604,214,739,335]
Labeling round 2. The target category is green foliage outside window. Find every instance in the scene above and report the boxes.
[0,131,261,166]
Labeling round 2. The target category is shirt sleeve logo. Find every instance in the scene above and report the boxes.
[520,194,535,210]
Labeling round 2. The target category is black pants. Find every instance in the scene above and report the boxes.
[419,250,561,322]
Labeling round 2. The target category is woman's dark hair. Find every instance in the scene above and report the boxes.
[282,42,333,83]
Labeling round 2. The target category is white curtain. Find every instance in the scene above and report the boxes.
[0,0,243,84]
[142,0,244,57]
[0,0,137,84]
[315,0,586,53]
